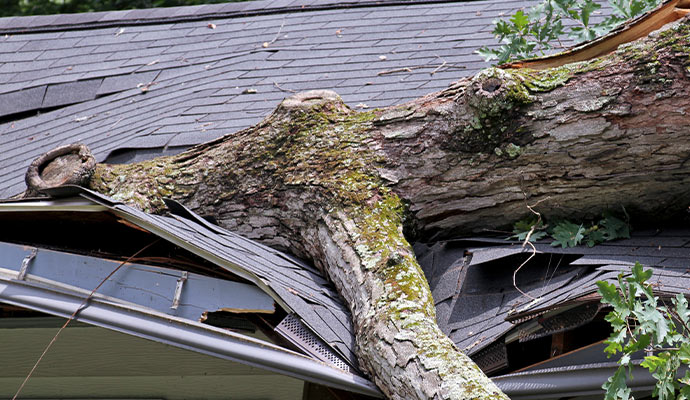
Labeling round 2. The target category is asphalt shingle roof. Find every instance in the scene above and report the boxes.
[417,230,690,357]
[59,187,360,369]
[0,0,556,198]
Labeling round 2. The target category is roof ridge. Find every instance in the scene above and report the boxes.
[0,0,481,34]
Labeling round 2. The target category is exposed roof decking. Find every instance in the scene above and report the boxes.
[0,188,360,373]
[418,230,690,357]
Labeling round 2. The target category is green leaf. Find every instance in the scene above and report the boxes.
[476,0,663,65]
[609,0,633,18]
[631,261,653,283]
[597,281,622,307]
[679,384,690,400]
[476,47,500,62]
[578,0,601,26]
[550,220,585,248]
[586,227,605,247]
[513,217,539,233]
[674,294,690,327]
[510,217,547,241]
[510,10,530,32]
[553,0,576,16]
[642,355,665,373]
[679,343,690,364]
[624,332,651,354]
[600,212,631,241]
[603,365,632,400]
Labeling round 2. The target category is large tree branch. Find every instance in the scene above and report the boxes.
[27,15,690,400]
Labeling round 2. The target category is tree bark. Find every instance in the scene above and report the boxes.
[48,16,690,400]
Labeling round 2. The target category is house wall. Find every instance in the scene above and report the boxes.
[0,319,304,399]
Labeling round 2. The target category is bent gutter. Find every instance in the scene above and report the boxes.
[0,275,382,398]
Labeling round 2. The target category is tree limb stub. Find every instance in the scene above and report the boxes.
[25,143,95,197]
[27,16,690,400]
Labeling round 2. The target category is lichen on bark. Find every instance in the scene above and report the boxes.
[85,88,509,399]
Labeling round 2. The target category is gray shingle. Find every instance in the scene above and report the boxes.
[0,40,26,53]
[0,85,46,117]
[98,71,160,95]
[42,79,102,108]
[20,38,80,52]
[0,59,55,74]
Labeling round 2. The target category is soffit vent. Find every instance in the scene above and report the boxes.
[472,340,508,375]
[275,313,354,374]
[518,302,602,343]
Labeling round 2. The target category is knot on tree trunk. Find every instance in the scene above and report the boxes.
[450,68,533,154]
[25,143,96,196]
[275,89,351,120]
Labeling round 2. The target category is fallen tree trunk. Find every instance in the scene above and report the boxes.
[32,15,690,400]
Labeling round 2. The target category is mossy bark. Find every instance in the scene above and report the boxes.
[84,18,690,400]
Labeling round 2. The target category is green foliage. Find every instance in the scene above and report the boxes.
[0,0,250,17]
[510,216,548,241]
[477,0,663,64]
[510,211,630,248]
[550,220,585,248]
[598,263,690,399]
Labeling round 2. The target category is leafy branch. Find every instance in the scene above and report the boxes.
[597,263,690,399]
[510,210,630,248]
[477,0,663,64]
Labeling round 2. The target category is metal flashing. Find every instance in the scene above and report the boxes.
[0,241,276,321]
[276,313,354,374]
[0,197,107,212]
[108,205,285,309]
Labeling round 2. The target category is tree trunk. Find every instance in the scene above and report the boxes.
[56,16,690,400]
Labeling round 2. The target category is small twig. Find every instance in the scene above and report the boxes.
[522,195,550,248]
[378,61,465,76]
[649,346,681,352]
[540,253,564,298]
[269,19,285,45]
[556,37,566,49]
[513,195,552,301]
[513,240,539,301]
[430,54,447,76]
[377,66,420,75]
[273,81,296,93]
[110,117,124,129]
[12,239,159,400]
[430,60,447,76]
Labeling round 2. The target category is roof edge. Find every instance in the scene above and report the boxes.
[0,0,481,34]
[0,275,382,397]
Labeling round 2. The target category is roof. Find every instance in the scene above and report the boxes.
[417,230,690,372]
[0,187,381,397]
[4,187,685,398]
[0,0,652,395]
[0,0,574,198]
